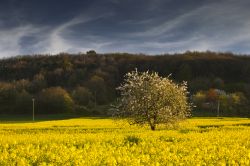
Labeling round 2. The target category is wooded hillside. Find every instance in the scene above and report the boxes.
[0,51,249,116]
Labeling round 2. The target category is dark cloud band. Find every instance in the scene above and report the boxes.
[0,0,250,57]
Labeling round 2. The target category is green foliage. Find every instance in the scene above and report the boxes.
[86,75,109,104]
[37,87,74,114]
[29,73,47,93]
[0,52,250,115]
[124,135,141,145]
[0,82,17,113]
[72,86,92,106]
[86,50,97,55]
[0,82,33,114]
[176,64,192,81]
[114,70,191,130]
[192,89,250,116]
[14,90,33,114]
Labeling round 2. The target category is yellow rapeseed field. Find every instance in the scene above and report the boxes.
[0,117,249,165]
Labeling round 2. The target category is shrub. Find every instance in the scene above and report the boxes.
[37,87,74,114]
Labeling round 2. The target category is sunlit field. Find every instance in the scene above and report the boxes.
[0,117,250,165]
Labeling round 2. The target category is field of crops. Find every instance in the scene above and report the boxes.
[0,117,250,165]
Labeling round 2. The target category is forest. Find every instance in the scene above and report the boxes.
[0,51,249,117]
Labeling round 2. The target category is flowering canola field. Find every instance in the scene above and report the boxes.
[0,117,250,165]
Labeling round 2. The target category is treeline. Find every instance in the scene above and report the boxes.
[0,51,250,116]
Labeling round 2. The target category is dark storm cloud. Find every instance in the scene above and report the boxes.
[0,0,250,57]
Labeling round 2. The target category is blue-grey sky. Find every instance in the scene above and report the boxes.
[0,0,250,57]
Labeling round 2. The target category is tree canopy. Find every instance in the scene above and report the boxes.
[113,70,191,130]
[0,51,249,116]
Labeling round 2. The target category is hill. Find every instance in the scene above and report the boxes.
[0,51,249,116]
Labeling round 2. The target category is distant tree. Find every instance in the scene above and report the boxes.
[67,68,88,86]
[0,82,16,113]
[30,73,47,93]
[47,68,64,86]
[189,77,211,92]
[86,75,108,104]
[37,87,74,114]
[192,91,206,108]
[72,86,92,106]
[176,64,192,81]
[14,79,31,92]
[206,89,218,103]
[113,70,191,130]
[212,78,224,89]
[86,50,97,55]
[229,92,248,116]
[61,54,73,71]
[15,90,33,114]
[192,89,249,116]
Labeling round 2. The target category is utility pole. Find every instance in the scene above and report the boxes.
[32,98,35,121]
[217,99,220,117]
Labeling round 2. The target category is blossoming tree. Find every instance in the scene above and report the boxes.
[113,69,191,130]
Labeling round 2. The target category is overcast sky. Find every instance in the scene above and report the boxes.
[0,0,250,57]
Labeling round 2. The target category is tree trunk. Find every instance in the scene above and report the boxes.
[150,125,155,130]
